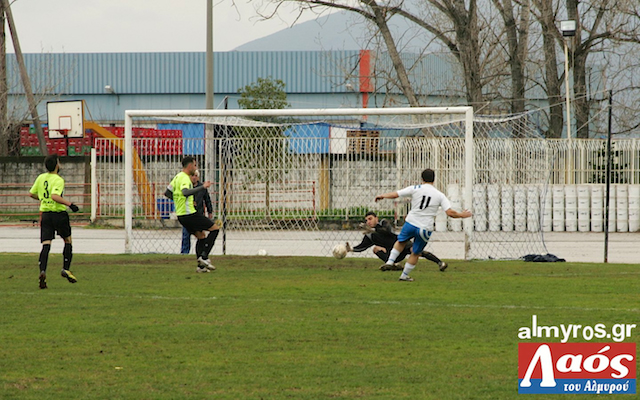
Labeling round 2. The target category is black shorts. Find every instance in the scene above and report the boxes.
[178,213,214,235]
[40,211,72,242]
[376,246,412,263]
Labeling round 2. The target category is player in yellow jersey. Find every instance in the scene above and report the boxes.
[166,156,220,273]
[28,154,80,289]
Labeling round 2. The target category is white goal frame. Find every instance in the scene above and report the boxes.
[123,106,475,256]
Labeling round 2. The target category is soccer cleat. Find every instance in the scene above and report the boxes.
[438,261,448,272]
[197,257,215,270]
[204,263,216,271]
[61,269,77,283]
[196,267,210,273]
[379,264,393,271]
[39,272,47,289]
[398,276,414,282]
[391,263,404,271]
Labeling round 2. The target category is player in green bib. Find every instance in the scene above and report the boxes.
[28,154,80,289]
[165,156,220,273]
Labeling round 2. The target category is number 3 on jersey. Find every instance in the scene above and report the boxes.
[419,196,431,209]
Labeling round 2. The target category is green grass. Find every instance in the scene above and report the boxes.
[0,254,638,399]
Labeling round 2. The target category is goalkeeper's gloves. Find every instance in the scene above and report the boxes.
[358,222,374,234]
[69,203,79,212]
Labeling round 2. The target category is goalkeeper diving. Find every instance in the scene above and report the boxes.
[344,211,449,272]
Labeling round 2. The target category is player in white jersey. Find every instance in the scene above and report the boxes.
[375,169,472,282]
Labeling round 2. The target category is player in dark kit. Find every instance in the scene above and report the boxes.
[28,154,80,289]
[346,211,448,272]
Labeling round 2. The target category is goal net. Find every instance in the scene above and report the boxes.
[102,107,549,259]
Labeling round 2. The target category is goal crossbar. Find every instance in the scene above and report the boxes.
[125,106,473,118]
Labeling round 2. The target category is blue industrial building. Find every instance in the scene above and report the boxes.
[10,50,463,124]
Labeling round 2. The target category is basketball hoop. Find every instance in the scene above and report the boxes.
[46,101,85,139]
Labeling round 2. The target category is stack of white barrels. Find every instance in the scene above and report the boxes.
[448,184,640,233]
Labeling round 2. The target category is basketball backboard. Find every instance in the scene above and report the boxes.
[47,100,85,138]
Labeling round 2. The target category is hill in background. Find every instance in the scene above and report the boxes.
[233,10,431,52]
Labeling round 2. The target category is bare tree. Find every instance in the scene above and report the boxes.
[0,0,70,156]
[530,0,564,137]
[258,0,513,109]
[0,54,70,156]
[2,0,47,155]
[257,0,640,138]
[562,0,640,138]
[491,0,531,114]
[258,1,421,105]
[392,0,492,107]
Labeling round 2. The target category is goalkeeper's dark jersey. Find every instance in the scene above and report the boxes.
[352,219,398,253]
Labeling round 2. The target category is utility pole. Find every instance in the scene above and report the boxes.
[604,90,613,263]
[205,0,213,110]
[204,0,223,252]
[3,0,47,155]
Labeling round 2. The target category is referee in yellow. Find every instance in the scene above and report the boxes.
[29,154,80,289]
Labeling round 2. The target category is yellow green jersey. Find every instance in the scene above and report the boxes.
[168,172,196,216]
[29,172,66,212]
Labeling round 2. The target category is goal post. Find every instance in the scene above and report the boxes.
[116,106,547,259]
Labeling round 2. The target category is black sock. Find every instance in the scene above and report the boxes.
[196,239,205,259]
[376,251,389,262]
[39,244,51,273]
[63,243,73,270]
[422,251,442,264]
[202,230,219,259]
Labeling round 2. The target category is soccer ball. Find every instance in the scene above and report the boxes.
[257,249,268,256]
[332,244,348,259]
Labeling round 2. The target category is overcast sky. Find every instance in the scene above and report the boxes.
[8,0,316,53]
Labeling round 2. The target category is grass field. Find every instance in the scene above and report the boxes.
[0,253,638,399]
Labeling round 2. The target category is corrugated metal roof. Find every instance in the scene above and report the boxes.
[9,50,558,103]
[10,51,362,95]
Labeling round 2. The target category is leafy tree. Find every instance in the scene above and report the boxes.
[238,76,290,113]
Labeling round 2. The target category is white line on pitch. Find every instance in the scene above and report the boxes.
[4,291,217,301]
[4,291,638,313]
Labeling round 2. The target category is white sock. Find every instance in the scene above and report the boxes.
[400,262,415,278]
[386,248,401,265]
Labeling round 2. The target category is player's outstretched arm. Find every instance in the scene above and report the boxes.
[28,193,38,200]
[374,192,399,202]
[182,185,207,196]
[446,209,473,219]
[350,236,374,253]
